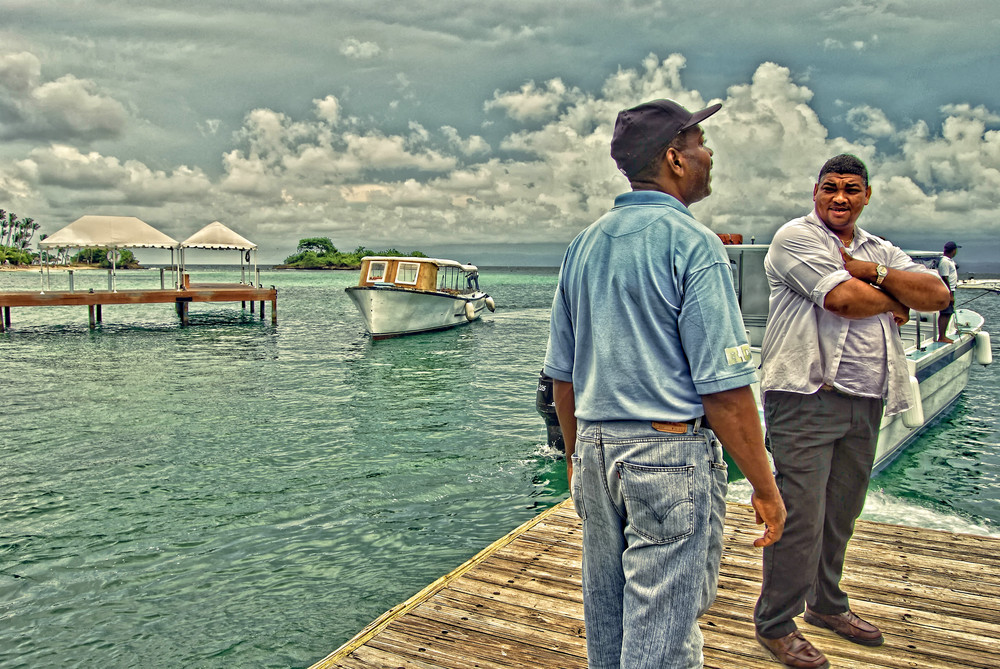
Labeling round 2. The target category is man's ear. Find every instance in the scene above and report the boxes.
[665,147,684,175]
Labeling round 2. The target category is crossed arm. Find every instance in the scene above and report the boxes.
[824,249,951,323]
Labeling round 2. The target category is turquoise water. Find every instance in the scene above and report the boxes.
[2,267,999,668]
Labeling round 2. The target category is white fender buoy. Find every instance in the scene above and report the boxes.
[902,375,924,429]
[464,301,476,321]
[485,296,496,312]
[975,331,993,365]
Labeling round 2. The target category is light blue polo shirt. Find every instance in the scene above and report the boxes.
[543,190,757,422]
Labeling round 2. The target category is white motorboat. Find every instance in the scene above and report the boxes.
[725,244,992,473]
[538,243,993,475]
[345,256,495,340]
[958,278,1000,291]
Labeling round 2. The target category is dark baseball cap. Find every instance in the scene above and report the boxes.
[611,99,722,178]
[944,241,961,252]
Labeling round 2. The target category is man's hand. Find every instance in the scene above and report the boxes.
[840,248,875,282]
[889,300,910,327]
[751,490,786,548]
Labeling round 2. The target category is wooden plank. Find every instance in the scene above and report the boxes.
[311,500,1000,668]
[0,284,278,328]
[0,286,277,307]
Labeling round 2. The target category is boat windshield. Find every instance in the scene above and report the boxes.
[437,266,465,292]
[905,251,942,272]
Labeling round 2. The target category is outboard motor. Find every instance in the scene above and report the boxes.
[536,371,565,453]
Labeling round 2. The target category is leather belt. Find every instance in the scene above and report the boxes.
[651,415,710,434]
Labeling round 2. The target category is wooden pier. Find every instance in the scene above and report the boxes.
[312,498,1000,669]
[0,279,277,331]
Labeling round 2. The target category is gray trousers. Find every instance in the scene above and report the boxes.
[754,389,884,639]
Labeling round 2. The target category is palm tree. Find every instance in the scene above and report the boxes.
[19,218,38,249]
[3,212,18,248]
[0,209,7,249]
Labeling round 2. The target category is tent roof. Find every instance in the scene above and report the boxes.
[39,215,178,249]
[180,221,256,250]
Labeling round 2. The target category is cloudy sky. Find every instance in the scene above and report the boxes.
[1,1,998,266]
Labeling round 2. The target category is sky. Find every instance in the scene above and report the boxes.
[1,0,999,267]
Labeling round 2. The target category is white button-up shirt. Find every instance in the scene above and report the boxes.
[938,255,958,291]
[760,210,937,416]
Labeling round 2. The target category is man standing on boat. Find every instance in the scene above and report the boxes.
[754,154,950,668]
[937,241,960,343]
[544,99,786,669]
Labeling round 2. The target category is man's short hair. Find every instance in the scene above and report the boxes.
[818,154,869,187]
[628,126,699,182]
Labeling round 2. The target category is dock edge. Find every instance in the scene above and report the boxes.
[309,499,572,668]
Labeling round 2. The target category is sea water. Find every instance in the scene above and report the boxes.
[1,266,998,668]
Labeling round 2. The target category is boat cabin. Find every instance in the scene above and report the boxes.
[356,256,480,294]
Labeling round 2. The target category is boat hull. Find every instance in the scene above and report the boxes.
[722,244,989,479]
[737,309,985,479]
[345,286,489,339]
[871,312,980,472]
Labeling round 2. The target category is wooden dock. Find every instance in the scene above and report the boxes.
[0,281,277,330]
[312,498,1000,668]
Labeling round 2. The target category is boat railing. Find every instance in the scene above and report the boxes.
[899,309,944,352]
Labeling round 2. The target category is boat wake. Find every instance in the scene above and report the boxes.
[726,479,1000,538]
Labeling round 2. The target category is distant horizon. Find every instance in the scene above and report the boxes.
[148,259,1000,277]
[128,236,1000,275]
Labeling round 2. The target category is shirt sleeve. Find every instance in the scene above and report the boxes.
[882,242,938,275]
[543,265,575,383]
[768,222,851,308]
[678,244,758,395]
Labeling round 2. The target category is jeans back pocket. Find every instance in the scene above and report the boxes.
[617,462,694,544]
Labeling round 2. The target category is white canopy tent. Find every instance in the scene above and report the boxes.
[38,215,179,291]
[180,221,258,285]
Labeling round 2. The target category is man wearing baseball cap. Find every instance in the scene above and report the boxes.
[544,99,785,668]
[938,241,961,343]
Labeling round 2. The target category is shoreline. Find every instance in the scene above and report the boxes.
[0,265,109,272]
[0,264,136,272]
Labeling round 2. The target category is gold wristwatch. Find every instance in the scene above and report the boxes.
[875,264,888,285]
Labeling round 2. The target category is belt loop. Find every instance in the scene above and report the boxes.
[693,416,702,433]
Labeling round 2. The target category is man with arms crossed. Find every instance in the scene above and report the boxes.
[544,99,786,669]
[754,154,950,668]
[937,241,960,343]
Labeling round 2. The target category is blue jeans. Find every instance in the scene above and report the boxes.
[571,420,728,669]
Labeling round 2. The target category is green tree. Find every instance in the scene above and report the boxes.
[297,237,337,255]
[3,211,18,247]
[72,248,138,268]
[0,208,41,265]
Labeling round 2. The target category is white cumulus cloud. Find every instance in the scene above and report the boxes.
[0,51,127,141]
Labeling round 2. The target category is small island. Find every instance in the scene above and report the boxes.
[276,237,427,270]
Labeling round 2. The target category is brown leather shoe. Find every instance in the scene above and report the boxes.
[804,608,884,646]
[756,630,830,668]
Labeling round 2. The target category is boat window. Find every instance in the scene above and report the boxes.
[395,262,420,285]
[438,266,461,292]
[366,261,387,282]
